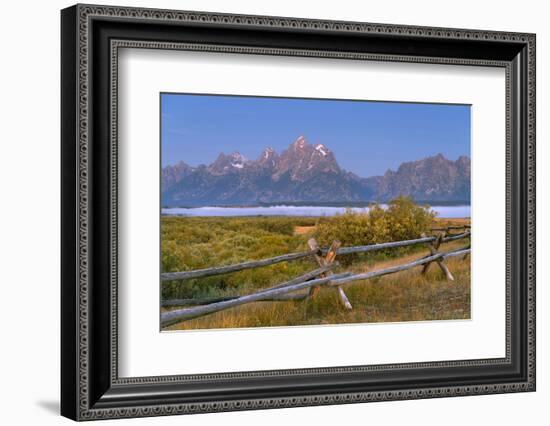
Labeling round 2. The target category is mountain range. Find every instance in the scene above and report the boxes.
[162,136,470,207]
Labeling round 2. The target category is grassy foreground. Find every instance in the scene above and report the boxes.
[161,211,471,331]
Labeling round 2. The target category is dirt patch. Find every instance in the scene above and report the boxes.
[294,225,316,235]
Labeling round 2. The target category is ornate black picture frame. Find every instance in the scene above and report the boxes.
[61,4,536,421]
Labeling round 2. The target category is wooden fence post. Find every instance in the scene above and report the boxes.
[308,238,352,310]
[307,238,331,299]
[421,233,454,281]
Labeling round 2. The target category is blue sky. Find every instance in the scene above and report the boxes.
[161,93,470,177]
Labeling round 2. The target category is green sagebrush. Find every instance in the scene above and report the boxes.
[315,197,436,264]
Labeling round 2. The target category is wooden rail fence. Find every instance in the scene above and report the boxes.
[161,230,470,327]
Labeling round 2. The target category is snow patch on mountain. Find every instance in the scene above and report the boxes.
[293,135,307,149]
[315,144,328,156]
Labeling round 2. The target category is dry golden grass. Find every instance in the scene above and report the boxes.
[433,217,471,226]
[164,237,470,331]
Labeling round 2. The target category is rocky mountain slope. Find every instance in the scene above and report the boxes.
[162,136,470,206]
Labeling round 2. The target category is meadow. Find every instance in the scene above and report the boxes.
[161,198,471,330]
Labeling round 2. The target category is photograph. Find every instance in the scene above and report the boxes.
[160,94,472,331]
[57,3,536,420]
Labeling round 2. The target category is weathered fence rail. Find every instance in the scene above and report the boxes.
[161,229,471,327]
[161,250,317,281]
[162,265,335,307]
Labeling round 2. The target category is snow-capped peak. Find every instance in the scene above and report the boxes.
[293,135,307,149]
[263,147,275,159]
[315,144,328,156]
[230,151,245,161]
[230,151,246,168]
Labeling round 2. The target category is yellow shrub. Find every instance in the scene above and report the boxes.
[315,197,435,257]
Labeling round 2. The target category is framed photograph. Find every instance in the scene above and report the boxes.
[61,4,536,421]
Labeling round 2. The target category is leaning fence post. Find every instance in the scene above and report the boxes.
[421,233,454,281]
[306,238,331,299]
[307,238,352,309]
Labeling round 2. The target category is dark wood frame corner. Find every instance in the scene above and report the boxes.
[61,3,536,421]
